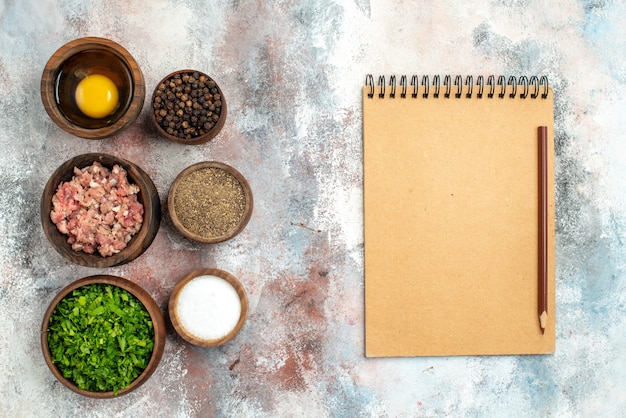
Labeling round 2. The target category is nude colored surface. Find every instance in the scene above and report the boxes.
[1,1,625,416]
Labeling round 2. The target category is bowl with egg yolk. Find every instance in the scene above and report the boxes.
[41,37,145,139]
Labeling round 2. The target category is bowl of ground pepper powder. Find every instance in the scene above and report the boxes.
[168,161,252,243]
[150,70,227,145]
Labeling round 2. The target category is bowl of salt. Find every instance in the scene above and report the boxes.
[168,268,248,347]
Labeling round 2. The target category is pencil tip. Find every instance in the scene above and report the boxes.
[541,327,545,335]
[539,310,548,334]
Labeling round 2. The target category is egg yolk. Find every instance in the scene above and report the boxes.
[74,74,119,119]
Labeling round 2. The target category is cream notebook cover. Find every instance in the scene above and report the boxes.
[363,75,555,357]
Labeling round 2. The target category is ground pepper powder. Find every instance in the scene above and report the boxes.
[173,167,246,239]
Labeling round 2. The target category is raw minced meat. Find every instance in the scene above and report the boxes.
[50,161,144,257]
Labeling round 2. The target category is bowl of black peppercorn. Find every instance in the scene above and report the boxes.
[150,70,227,145]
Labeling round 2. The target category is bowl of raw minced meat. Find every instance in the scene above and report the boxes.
[41,153,161,267]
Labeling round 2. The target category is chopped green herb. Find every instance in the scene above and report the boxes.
[47,284,154,395]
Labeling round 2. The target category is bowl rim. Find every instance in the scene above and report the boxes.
[168,267,249,347]
[41,152,161,267]
[40,36,145,139]
[149,69,227,145]
[167,161,253,244]
[41,275,166,398]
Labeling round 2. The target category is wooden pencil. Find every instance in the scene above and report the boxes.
[539,126,548,334]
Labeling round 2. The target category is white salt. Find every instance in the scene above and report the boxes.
[176,275,242,341]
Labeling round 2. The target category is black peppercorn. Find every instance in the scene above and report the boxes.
[153,71,223,141]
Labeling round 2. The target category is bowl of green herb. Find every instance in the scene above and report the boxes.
[41,275,166,398]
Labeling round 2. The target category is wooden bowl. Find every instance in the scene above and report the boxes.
[41,37,145,139]
[41,275,166,398]
[169,268,248,347]
[41,153,161,267]
[168,161,252,243]
[150,69,227,145]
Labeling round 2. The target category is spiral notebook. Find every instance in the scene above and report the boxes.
[363,75,555,357]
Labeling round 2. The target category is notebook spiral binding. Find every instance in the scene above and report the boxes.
[365,74,549,100]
